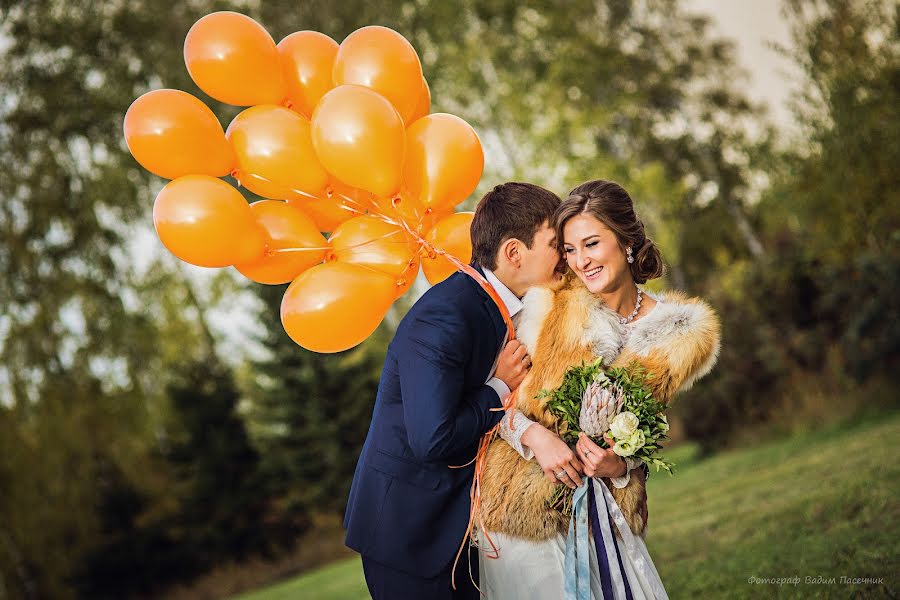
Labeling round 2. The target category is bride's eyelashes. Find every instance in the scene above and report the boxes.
[562,241,599,255]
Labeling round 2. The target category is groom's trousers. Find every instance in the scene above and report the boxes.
[361,550,480,600]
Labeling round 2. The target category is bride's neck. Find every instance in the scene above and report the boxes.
[599,282,638,317]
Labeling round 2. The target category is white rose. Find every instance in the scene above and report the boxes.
[609,411,639,439]
[630,429,646,450]
[615,430,646,457]
[613,437,635,457]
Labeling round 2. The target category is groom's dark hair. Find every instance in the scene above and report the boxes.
[471,182,561,270]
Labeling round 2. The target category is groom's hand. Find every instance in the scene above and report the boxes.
[495,340,530,391]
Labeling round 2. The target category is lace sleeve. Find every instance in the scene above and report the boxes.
[609,456,643,488]
[498,409,537,461]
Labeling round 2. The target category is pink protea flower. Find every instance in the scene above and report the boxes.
[579,374,626,439]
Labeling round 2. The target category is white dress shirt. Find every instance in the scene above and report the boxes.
[481,267,523,402]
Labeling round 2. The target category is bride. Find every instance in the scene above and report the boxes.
[476,180,721,599]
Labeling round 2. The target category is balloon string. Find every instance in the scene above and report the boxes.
[331,190,408,228]
[276,229,413,256]
[231,170,418,259]
[394,256,420,290]
[232,170,372,219]
[329,190,379,217]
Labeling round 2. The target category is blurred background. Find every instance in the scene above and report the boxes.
[0,0,897,598]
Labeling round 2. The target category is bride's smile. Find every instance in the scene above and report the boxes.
[562,214,630,295]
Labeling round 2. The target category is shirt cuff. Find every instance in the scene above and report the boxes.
[497,409,536,461]
[610,456,643,488]
[486,377,511,405]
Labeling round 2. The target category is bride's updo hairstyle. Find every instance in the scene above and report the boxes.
[554,179,665,284]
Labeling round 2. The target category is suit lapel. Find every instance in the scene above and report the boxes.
[470,263,509,349]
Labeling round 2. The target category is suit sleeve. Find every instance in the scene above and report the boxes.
[397,303,505,461]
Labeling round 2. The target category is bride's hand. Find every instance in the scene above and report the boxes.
[575,432,627,478]
[521,424,584,489]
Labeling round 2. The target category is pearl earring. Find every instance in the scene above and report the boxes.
[626,246,634,264]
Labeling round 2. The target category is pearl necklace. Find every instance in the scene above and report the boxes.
[619,286,643,324]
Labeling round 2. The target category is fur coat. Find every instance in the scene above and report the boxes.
[479,275,721,541]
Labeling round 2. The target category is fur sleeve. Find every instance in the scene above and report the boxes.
[614,292,721,404]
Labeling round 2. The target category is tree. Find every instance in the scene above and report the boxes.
[245,284,388,522]
[679,0,900,451]
[0,1,262,596]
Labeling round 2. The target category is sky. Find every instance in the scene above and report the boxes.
[685,0,799,128]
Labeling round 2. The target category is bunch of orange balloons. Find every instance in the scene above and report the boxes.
[124,12,484,353]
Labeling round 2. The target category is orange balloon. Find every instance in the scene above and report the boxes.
[285,178,375,232]
[419,207,454,235]
[227,105,329,199]
[403,114,484,212]
[286,196,353,232]
[278,31,339,118]
[395,255,420,298]
[281,262,396,352]
[368,192,427,230]
[235,201,328,284]
[153,175,266,268]
[407,78,431,125]
[330,216,420,297]
[327,178,378,214]
[311,85,405,198]
[124,89,235,180]
[184,11,285,106]
[333,26,423,124]
[422,212,474,285]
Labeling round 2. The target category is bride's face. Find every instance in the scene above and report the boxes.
[562,214,632,294]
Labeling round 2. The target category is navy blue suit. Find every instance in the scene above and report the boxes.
[344,265,508,598]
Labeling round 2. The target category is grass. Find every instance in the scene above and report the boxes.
[233,410,900,600]
[229,556,368,600]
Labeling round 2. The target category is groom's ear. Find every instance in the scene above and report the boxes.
[500,237,522,268]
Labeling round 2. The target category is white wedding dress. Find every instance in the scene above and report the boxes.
[477,303,669,600]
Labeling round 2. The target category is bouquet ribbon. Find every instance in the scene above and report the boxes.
[564,478,669,600]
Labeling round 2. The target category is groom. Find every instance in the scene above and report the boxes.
[343,183,566,599]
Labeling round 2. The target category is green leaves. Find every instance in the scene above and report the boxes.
[540,357,606,444]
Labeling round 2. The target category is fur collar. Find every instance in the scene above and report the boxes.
[516,277,721,399]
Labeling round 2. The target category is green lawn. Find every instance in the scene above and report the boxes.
[234,411,900,599]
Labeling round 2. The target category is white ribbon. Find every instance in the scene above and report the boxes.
[595,480,669,600]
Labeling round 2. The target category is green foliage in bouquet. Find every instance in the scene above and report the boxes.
[537,358,607,444]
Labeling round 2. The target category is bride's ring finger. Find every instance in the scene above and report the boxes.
[579,445,596,466]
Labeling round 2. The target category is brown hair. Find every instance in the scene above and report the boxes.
[471,182,561,270]
[554,180,664,284]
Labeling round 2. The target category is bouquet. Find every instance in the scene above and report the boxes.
[539,358,674,510]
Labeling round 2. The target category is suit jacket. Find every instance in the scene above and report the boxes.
[344,265,508,577]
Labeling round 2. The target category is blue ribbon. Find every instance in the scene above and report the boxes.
[564,478,634,600]
[564,482,591,600]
